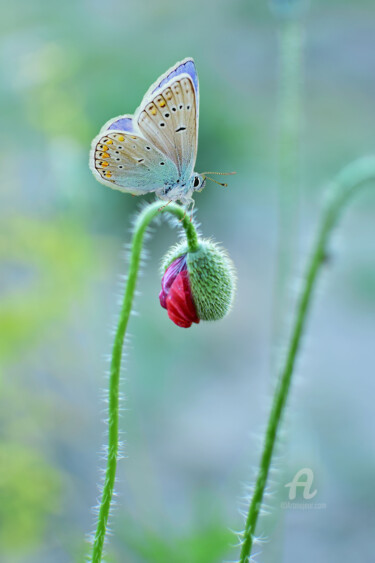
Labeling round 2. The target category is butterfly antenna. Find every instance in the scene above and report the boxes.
[201,171,236,188]
[200,171,236,176]
[204,176,228,187]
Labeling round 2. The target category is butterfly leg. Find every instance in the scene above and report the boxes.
[179,209,187,222]
[178,197,194,222]
[158,200,172,212]
[188,198,195,222]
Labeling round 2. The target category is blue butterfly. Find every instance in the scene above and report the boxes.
[90,58,231,207]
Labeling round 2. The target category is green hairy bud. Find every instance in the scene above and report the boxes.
[161,238,236,322]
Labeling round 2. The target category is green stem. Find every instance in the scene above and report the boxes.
[90,201,199,563]
[239,156,375,562]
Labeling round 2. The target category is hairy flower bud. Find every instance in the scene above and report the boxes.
[160,239,236,328]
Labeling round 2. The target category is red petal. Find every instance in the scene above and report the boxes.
[166,270,200,328]
[159,255,187,309]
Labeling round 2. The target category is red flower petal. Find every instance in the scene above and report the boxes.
[166,270,200,328]
[159,255,187,309]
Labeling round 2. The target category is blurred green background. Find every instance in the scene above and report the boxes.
[1,1,375,562]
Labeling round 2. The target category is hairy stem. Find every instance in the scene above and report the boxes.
[239,156,375,562]
[90,201,199,563]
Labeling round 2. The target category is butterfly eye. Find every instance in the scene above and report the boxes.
[194,177,200,188]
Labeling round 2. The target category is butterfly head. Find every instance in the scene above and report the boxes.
[191,173,206,193]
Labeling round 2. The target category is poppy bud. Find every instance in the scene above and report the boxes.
[159,239,236,328]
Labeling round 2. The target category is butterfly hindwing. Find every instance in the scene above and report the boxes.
[136,74,198,184]
[103,114,136,134]
[90,130,178,194]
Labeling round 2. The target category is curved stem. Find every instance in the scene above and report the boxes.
[90,201,199,563]
[239,156,375,562]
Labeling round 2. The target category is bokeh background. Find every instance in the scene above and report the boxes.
[1,1,375,562]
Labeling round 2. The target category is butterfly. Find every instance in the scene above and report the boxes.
[90,57,231,207]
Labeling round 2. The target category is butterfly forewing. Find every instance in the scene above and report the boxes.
[91,131,178,194]
[136,75,198,184]
[148,58,199,102]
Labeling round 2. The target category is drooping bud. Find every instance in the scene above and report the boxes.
[160,239,236,328]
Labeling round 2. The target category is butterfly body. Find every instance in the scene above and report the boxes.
[90,58,206,205]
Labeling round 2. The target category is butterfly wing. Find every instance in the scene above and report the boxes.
[145,57,199,105]
[89,58,198,194]
[100,113,137,134]
[89,130,179,194]
[135,59,199,185]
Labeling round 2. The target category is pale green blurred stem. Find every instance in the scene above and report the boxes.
[239,156,375,562]
[273,18,304,344]
[90,201,198,563]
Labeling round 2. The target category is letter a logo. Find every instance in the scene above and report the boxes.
[285,467,317,500]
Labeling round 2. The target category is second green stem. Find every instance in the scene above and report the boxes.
[239,156,375,562]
